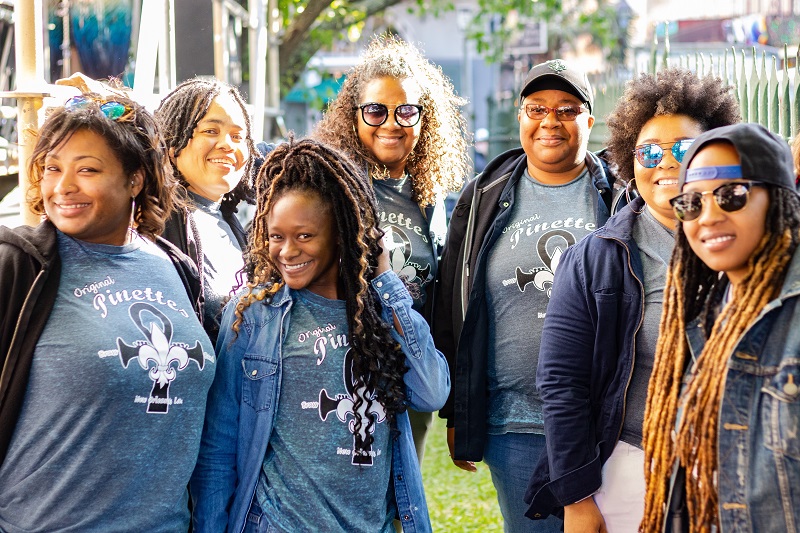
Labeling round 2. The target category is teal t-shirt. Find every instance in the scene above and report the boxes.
[0,232,215,533]
[256,289,394,533]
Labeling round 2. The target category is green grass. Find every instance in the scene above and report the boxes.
[421,418,503,531]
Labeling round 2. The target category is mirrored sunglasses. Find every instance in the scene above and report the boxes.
[64,95,133,121]
[356,103,424,127]
[633,139,694,168]
[520,104,587,121]
[669,181,764,222]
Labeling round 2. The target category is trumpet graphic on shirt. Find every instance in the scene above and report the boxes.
[319,348,387,466]
[117,302,205,414]
[515,229,576,297]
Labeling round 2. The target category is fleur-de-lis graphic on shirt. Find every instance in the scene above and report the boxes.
[117,303,205,414]
[515,229,576,298]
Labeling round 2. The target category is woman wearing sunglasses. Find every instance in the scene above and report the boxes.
[640,123,800,532]
[156,79,257,344]
[0,94,214,531]
[313,34,469,464]
[525,69,739,532]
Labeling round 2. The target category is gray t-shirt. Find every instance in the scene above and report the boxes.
[0,232,215,533]
[373,175,435,313]
[485,168,597,434]
[256,289,393,533]
[621,207,674,448]
[189,191,245,331]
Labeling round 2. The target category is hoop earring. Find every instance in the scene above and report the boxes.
[625,178,637,203]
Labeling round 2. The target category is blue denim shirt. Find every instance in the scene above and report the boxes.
[190,270,450,533]
[673,251,800,532]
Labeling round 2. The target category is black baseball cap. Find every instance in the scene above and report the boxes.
[679,123,796,191]
[519,59,594,112]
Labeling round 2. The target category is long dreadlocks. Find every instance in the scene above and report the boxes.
[234,137,408,455]
[641,185,800,532]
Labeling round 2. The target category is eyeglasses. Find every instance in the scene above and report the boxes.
[356,103,424,127]
[633,140,694,168]
[669,181,764,222]
[65,95,133,121]
[519,103,587,121]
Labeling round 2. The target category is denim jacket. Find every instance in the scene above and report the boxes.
[190,270,450,533]
[666,250,800,532]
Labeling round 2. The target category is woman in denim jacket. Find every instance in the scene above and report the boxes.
[190,138,450,533]
[641,123,800,532]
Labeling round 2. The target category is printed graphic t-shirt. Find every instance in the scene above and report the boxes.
[0,232,215,533]
[256,289,394,533]
[373,175,435,314]
[485,167,596,434]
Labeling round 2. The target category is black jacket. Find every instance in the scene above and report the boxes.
[433,147,614,461]
[0,221,202,466]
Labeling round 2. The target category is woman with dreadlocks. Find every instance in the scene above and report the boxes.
[156,78,257,344]
[524,69,740,532]
[313,34,469,464]
[190,138,449,533]
[640,122,800,532]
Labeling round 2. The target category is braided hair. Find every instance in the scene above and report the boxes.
[313,34,470,207]
[235,137,408,455]
[155,77,256,215]
[641,185,800,532]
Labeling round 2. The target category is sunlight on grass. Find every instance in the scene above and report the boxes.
[421,418,503,531]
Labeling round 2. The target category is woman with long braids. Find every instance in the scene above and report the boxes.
[313,34,469,463]
[525,69,740,532]
[641,123,800,532]
[156,78,257,344]
[190,138,449,533]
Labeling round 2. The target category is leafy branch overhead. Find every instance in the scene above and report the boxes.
[276,0,632,96]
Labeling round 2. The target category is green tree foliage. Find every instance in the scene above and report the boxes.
[277,0,632,96]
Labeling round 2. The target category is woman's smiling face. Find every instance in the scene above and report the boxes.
[356,76,422,178]
[175,93,249,201]
[681,142,770,286]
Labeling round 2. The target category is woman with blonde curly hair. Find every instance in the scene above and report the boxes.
[314,34,469,463]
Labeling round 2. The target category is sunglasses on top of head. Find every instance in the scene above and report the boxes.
[355,103,424,128]
[669,180,766,222]
[64,95,133,121]
[633,139,695,168]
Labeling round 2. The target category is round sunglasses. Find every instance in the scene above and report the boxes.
[356,103,424,127]
[669,181,764,222]
[633,139,695,168]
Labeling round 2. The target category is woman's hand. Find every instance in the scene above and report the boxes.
[377,233,392,275]
[564,498,607,533]
[447,427,477,472]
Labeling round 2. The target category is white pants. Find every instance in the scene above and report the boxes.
[593,441,646,533]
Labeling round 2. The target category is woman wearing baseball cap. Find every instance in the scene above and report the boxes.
[641,123,800,532]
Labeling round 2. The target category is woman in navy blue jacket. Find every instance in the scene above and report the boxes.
[525,70,739,532]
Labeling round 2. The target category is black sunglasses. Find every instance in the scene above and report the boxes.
[633,140,694,168]
[356,103,424,127]
[670,181,764,222]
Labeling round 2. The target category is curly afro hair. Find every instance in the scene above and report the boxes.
[313,34,470,207]
[606,68,741,185]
